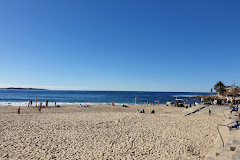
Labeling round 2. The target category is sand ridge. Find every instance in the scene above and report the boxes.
[0,105,222,159]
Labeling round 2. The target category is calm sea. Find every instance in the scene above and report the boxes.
[0,90,211,106]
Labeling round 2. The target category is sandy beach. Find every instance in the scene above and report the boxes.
[0,104,223,159]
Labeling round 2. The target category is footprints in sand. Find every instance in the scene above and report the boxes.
[0,105,222,159]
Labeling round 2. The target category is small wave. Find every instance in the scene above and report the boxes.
[0,102,136,107]
[171,95,199,98]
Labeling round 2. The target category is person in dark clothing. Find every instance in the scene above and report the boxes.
[228,122,240,129]
[151,110,155,114]
[228,114,240,129]
[231,106,238,114]
[39,102,42,112]
[209,109,211,116]
[18,107,20,114]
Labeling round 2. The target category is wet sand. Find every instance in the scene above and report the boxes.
[0,104,223,159]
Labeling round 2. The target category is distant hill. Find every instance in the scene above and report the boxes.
[224,87,240,96]
[0,87,47,90]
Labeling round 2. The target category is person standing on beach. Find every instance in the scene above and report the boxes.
[18,107,21,114]
[39,102,42,112]
[201,97,204,104]
[55,101,56,107]
[28,100,30,107]
[30,100,32,106]
[209,109,211,116]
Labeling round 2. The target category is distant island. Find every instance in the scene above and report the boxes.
[0,87,47,90]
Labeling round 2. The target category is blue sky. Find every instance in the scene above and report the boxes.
[0,0,239,92]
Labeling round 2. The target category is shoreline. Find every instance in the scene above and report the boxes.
[0,102,160,107]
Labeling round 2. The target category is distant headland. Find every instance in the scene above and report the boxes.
[0,87,47,90]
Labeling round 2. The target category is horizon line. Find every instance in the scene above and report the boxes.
[0,87,213,93]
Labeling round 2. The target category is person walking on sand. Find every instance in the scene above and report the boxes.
[209,109,211,116]
[18,107,21,114]
[28,100,30,107]
[201,97,204,104]
[39,105,41,112]
[39,102,42,112]
[30,100,32,106]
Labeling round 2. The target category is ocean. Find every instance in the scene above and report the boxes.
[0,90,211,106]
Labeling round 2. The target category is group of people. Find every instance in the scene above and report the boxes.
[145,101,160,106]
[40,100,49,108]
[209,97,240,106]
[27,100,56,108]
[227,105,240,130]
[18,100,57,114]
[27,100,33,107]
[139,109,155,114]
[228,113,240,130]
[210,99,222,105]
[226,97,240,105]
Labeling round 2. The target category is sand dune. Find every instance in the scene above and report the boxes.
[0,105,222,159]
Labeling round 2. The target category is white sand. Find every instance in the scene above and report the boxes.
[0,105,223,159]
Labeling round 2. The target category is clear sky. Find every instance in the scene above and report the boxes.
[0,0,239,92]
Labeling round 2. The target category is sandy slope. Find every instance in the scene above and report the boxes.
[0,105,222,159]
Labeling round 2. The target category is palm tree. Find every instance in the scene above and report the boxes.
[214,81,226,95]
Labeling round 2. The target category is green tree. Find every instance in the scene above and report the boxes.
[214,81,226,95]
